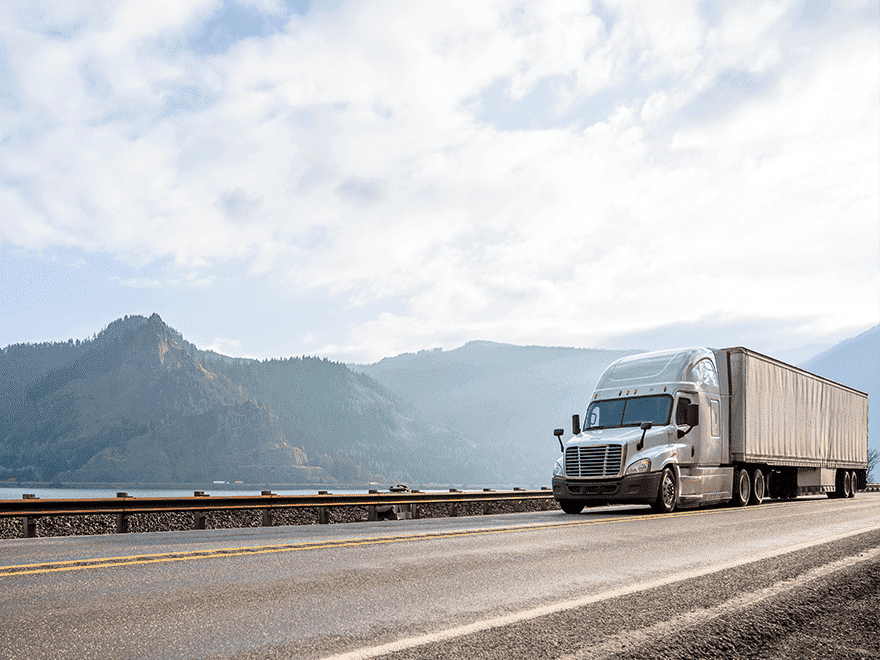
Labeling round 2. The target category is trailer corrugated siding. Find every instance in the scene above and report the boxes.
[727,347,868,468]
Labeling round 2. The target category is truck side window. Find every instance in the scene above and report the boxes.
[676,397,691,426]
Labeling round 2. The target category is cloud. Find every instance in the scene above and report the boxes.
[216,188,264,224]
[109,275,163,288]
[335,177,385,208]
[203,336,258,358]
[0,0,876,362]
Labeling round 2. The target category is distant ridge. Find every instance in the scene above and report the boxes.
[800,324,878,457]
[351,342,641,483]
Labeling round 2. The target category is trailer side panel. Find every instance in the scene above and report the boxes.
[726,347,867,468]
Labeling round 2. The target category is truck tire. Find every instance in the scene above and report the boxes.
[843,471,852,499]
[733,467,750,507]
[559,500,585,514]
[651,467,677,514]
[850,471,858,497]
[749,468,765,505]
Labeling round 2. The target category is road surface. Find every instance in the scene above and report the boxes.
[2,494,879,659]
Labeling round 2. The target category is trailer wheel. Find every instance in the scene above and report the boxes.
[849,472,858,498]
[651,467,677,514]
[733,468,750,507]
[843,471,852,499]
[559,500,585,514]
[749,468,765,505]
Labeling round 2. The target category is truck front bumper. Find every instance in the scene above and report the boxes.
[552,472,662,504]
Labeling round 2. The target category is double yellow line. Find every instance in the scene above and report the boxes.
[0,504,777,577]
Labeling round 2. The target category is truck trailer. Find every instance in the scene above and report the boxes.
[551,347,868,513]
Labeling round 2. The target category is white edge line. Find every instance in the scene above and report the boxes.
[318,523,880,660]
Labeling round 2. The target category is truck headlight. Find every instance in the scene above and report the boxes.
[553,459,564,477]
[625,458,651,475]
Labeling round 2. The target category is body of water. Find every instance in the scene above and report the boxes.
[0,486,370,500]
[0,483,542,500]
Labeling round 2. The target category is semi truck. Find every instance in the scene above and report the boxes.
[551,347,868,514]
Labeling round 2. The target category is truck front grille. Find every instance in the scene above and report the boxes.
[565,445,623,478]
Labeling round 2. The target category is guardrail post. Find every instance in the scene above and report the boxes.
[261,509,272,527]
[514,500,523,512]
[193,511,206,530]
[317,507,329,524]
[22,516,36,538]
[368,505,378,521]
[449,502,458,517]
[481,501,491,515]
[412,504,420,520]
[539,498,549,511]
[116,513,129,534]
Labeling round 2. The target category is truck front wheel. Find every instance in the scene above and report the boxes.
[733,467,750,507]
[651,467,677,514]
[559,500,585,514]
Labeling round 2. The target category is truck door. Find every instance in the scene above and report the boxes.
[698,391,722,465]
[675,393,698,461]
[676,391,721,465]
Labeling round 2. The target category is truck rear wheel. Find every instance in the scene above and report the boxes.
[651,467,677,514]
[559,500,585,514]
[846,471,856,498]
[843,471,852,499]
[749,468,765,505]
[733,467,750,507]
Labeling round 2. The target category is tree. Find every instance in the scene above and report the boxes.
[868,448,879,483]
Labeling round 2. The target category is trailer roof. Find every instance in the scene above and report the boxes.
[721,346,868,398]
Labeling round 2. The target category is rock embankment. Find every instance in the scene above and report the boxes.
[0,497,558,539]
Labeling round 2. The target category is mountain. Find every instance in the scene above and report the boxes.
[799,324,879,456]
[350,328,878,485]
[350,342,640,484]
[0,314,499,486]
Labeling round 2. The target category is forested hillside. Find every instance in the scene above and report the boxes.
[0,314,498,485]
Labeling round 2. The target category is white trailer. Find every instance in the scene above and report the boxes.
[551,347,868,513]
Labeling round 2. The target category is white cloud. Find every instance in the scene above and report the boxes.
[203,336,258,358]
[109,275,163,288]
[0,0,876,362]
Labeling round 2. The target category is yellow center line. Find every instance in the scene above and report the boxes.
[0,502,789,577]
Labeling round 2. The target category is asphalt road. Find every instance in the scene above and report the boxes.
[1,494,879,660]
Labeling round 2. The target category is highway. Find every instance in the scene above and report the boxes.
[1,494,879,660]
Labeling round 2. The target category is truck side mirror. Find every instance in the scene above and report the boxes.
[686,403,699,427]
[553,428,564,452]
[572,414,581,436]
[637,421,652,450]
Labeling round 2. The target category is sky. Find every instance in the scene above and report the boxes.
[1,0,878,364]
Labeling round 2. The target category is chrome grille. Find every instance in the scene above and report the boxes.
[564,445,623,478]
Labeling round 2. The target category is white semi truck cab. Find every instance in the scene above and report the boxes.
[551,347,868,514]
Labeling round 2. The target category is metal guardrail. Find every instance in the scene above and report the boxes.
[0,488,555,538]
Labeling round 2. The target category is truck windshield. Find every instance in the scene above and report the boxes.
[585,395,672,430]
